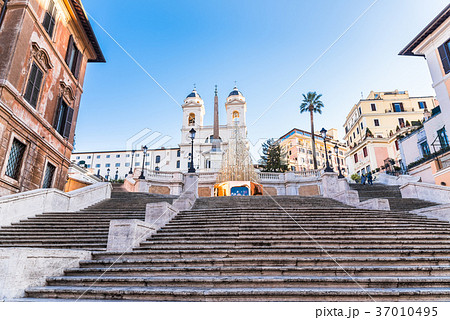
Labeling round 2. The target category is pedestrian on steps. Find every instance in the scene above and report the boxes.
[367,172,373,185]
[361,174,366,185]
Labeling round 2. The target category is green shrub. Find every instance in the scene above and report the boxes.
[350,173,361,183]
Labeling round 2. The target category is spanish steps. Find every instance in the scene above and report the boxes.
[1,185,450,301]
[0,192,177,251]
[349,183,437,211]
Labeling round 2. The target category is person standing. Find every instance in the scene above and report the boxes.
[367,172,373,185]
[361,174,366,185]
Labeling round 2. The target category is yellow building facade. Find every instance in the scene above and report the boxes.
[278,128,347,174]
[343,91,436,176]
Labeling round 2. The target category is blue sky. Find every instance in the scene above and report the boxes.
[75,0,448,152]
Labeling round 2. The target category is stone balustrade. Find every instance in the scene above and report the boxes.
[0,182,112,228]
[400,182,450,204]
[125,169,325,196]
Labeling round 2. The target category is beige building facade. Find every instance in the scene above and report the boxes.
[399,4,450,186]
[278,128,347,174]
[343,91,436,176]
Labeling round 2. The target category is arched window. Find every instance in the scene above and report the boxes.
[155,155,161,163]
[232,111,240,119]
[188,113,195,126]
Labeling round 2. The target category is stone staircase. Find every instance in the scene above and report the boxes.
[0,192,177,251]
[22,195,450,301]
[349,184,437,211]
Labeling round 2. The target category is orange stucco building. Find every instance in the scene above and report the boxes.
[0,0,104,195]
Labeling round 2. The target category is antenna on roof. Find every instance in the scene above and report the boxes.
[361,92,363,99]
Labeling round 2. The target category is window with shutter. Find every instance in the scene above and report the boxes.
[24,63,44,108]
[437,127,449,149]
[54,99,65,133]
[42,0,57,38]
[63,107,74,139]
[418,101,427,109]
[53,99,73,139]
[65,35,74,65]
[393,103,403,112]
[65,35,83,79]
[74,51,83,79]
[438,40,450,74]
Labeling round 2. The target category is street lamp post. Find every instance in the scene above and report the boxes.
[139,145,148,179]
[188,128,196,173]
[129,149,135,174]
[106,168,110,181]
[320,128,333,172]
[334,143,345,178]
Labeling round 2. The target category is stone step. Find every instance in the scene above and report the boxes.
[25,285,450,301]
[169,216,441,223]
[176,212,425,219]
[45,275,450,289]
[0,232,109,236]
[149,232,450,240]
[2,225,111,229]
[160,221,448,228]
[12,222,121,226]
[12,221,445,229]
[64,265,450,277]
[156,226,450,233]
[15,189,450,301]
[0,239,107,244]
[0,232,108,242]
[91,249,450,260]
[171,214,439,221]
[150,230,450,236]
[138,240,450,248]
[0,244,106,250]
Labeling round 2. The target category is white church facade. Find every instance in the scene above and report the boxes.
[71,86,248,180]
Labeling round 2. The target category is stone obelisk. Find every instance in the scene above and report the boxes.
[212,85,220,151]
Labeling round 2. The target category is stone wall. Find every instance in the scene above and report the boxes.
[198,186,212,197]
[148,185,170,195]
[0,248,91,299]
[298,185,320,196]
[263,187,277,196]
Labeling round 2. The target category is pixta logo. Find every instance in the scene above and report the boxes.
[126,128,173,151]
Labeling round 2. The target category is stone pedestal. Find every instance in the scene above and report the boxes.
[106,219,155,252]
[338,178,350,192]
[145,202,179,230]
[172,191,196,211]
[184,173,199,198]
[209,150,224,171]
[285,172,298,195]
[321,172,339,197]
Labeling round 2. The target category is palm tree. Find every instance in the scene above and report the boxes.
[299,92,324,170]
